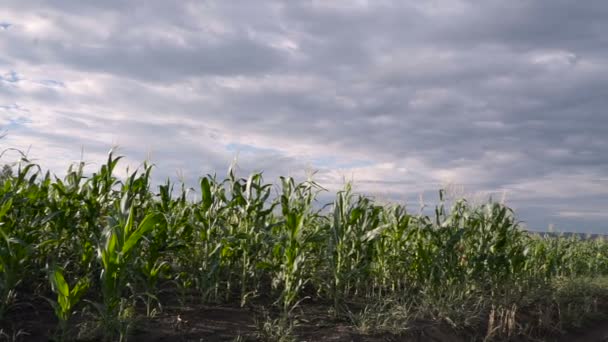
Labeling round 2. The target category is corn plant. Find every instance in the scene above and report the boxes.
[327,183,385,310]
[272,176,323,317]
[47,268,89,340]
[0,201,30,318]
[94,201,162,341]
[0,149,606,341]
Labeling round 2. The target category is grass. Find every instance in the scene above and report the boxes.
[0,150,607,341]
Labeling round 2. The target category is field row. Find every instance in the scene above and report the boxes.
[0,152,606,341]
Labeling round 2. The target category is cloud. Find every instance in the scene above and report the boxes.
[558,211,608,219]
[0,0,607,232]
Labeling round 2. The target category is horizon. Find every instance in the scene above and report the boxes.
[0,146,604,235]
[1,1,607,233]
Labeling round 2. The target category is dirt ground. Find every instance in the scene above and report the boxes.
[558,324,608,342]
[2,299,608,341]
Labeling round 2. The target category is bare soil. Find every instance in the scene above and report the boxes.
[558,324,608,342]
[2,298,608,341]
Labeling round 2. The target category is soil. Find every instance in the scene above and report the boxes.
[2,298,608,341]
[559,325,608,342]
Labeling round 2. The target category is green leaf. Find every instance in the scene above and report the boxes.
[52,269,69,298]
[362,224,389,242]
[102,231,118,269]
[0,198,12,220]
[122,213,161,256]
[123,205,135,238]
[200,177,212,211]
[71,278,89,305]
[245,174,254,200]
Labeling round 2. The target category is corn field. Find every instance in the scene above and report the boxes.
[0,151,607,341]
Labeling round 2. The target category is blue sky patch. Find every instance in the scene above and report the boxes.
[1,71,21,83]
[1,116,31,131]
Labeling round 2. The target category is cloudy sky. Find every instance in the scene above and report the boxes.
[1,1,607,232]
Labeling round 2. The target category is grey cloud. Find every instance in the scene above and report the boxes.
[0,0,607,232]
[3,33,287,82]
[435,1,608,55]
[1,1,290,81]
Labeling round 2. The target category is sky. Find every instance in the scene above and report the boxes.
[0,1,607,233]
